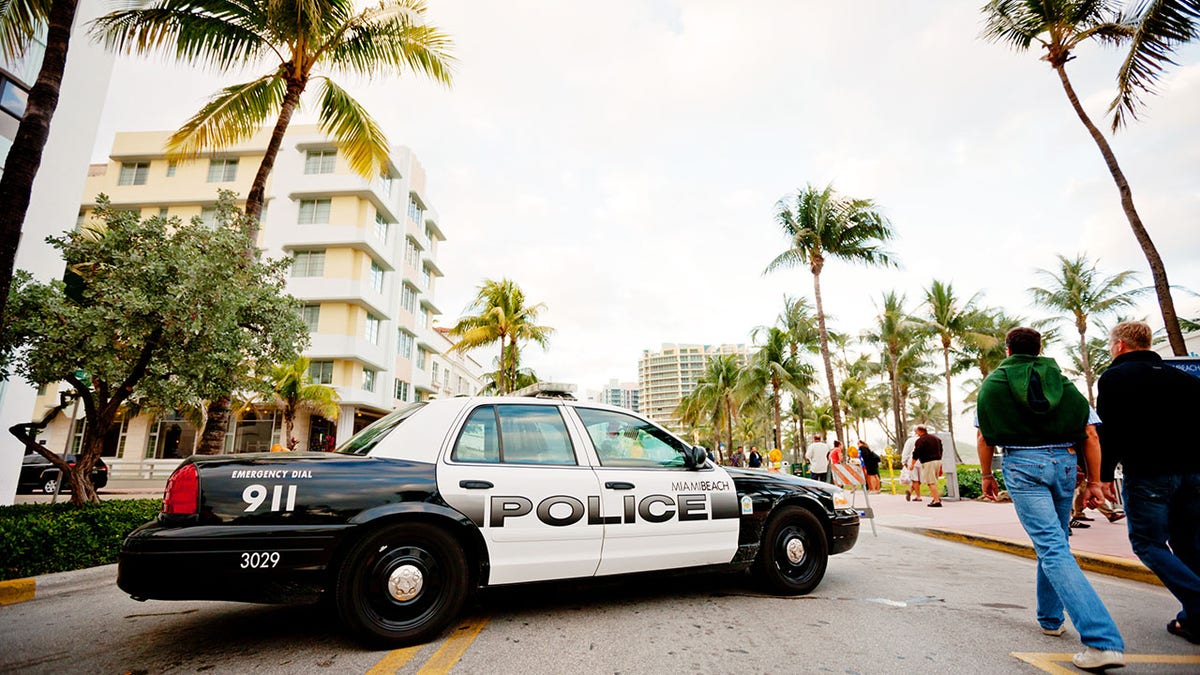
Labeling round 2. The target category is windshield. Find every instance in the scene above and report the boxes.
[336,403,425,456]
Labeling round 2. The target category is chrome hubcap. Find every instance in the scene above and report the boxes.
[387,564,424,601]
[785,537,805,564]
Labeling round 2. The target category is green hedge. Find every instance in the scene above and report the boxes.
[957,468,1007,499]
[0,499,161,581]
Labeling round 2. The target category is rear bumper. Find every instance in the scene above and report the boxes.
[829,510,860,555]
[117,521,348,604]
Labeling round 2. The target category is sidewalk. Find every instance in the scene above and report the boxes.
[858,489,1160,585]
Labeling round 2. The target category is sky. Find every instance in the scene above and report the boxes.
[89,1,1200,443]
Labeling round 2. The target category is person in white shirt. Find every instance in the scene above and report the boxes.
[901,432,919,501]
[806,434,831,483]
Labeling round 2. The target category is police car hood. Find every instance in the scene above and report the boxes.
[723,467,841,498]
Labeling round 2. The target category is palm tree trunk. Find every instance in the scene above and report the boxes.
[1077,319,1095,407]
[1053,64,1186,356]
[888,349,904,448]
[0,0,77,329]
[941,343,958,466]
[771,381,782,451]
[243,75,307,228]
[811,268,845,443]
[197,395,231,455]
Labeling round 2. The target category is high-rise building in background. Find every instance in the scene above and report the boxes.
[638,343,751,430]
[28,125,481,479]
[599,379,638,412]
[0,0,117,504]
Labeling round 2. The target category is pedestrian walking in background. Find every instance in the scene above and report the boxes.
[859,441,881,493]
[902,431,920,501]
[1097,320,1200,646]
[977,327,1124,671]
[748,446,762,469]
[829,440,842,466]
[913,426,943,507]
[806,434,830,483]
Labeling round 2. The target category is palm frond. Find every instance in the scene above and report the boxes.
[89,1,271,71]
[1109,0,1200,130]
[166,75,286,159]
[980,0,1045,49]
[314,77,390,179]
[0,0,53,62]
[326,1,455,83]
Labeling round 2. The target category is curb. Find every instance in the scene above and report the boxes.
[0,564,117,607]
[896,526,1162,587]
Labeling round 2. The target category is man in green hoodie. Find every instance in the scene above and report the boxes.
[976,327,1124,671]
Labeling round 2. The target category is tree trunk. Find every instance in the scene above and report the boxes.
[197,395,231,455]
[243,75,307,229]
[941,342,959,466]
[1077,314,1095,407]
[888,348,905,449]
[811,267,844,444]
[0,0,77,329]
[1053,64,1186,355]
[284,407,297,450]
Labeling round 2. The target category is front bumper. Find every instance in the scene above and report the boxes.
[829,509,860,555]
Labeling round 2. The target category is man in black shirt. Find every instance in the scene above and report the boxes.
[1097,320,1200,645]
[912,425,943,507]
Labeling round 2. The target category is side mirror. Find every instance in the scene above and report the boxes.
[686,445,708,469]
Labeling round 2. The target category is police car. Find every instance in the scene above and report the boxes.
[117,386,859,646]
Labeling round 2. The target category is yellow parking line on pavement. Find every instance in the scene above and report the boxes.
[416,616,490,675]
[0,578,35,606]
[1012,651,1200,673]
[364,644,423,675]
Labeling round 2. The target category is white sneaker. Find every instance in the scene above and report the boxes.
[1072,647,1124,670]
[1041,625,1066,636]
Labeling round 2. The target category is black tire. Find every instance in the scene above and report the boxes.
[754,506,828,595]
[335,523,468,647]
[42,477,57,494]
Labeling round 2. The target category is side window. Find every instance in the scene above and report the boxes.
[576,408,688,468]
[452,406,499,463]
[451,405,576,466]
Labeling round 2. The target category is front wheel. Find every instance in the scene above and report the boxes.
[335,523,469,647]
[754,506,828,595]
[42,477,58,494]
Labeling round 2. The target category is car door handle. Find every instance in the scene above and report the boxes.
[605,481,635,490]
[459,480,494,490]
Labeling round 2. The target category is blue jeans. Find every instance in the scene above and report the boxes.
[1123,472,1200,626]
[1002,447,1124,650]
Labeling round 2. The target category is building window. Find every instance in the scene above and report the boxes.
[431,361,439,382]
[416,348,426,370]
[207,158,238,182]
[374,212,389,242]
[298,198,331,224]
[368,262,384,293]
[398,330,413,359]
[394,379,410,402]
[405,237,420,268]
[308,360,334,385]
[166,161,177,177]
[378,171,396,197]
[365,314,380,344]
[407,196,423,223]
[444,369,451,390]
[158,207,169,218]
[301,304,320,331]
[420,307,430,329]
[292,250,326,277]
[199,206,218,228]
[304,149,336,175]
[0,77,29,118]
[362,369,376,392]
[118,162,149,186]
[401,285,416,314]
[421,265,432,289]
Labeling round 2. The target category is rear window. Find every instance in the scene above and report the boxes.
[337,403,425,456]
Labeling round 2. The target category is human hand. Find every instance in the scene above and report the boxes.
[982,473,999,501]
[1084,483,1107,510]
[1100,481,1118,504]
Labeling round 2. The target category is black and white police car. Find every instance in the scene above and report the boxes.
[118,385,860,646]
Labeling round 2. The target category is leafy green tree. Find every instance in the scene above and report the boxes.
[6,197,307,504]
[1110,0,1199,130]
[765,183,897,445]
[1029,253,1139,405]
[265,356,340,450]
[919,280,993,465]
[741,326,815,454]
[449,279,553,395]
[478,343,539,395]
[803,399,835,438]
[908,392,948,430]
[981,0,1187,355]
[863,291,924,449]
[774,294,821,453]
[687,353,745,456]
[0,0,84,331]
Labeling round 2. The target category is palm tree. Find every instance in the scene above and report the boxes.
[0,0,83,329]
[741,326,815,454]
[775,294,821,453]
[688,353,745,456]
[1110,1,1200,130]
[764,183,897,445]
[267,356,339,449]
[803,399,835,439]
[920,280,994,466]
[981,0,1187,355]
[862,291,923,450]
[1028,253,1139,405]
[93,0,454,228]
[450,279,553,395]
[908,393,948,430]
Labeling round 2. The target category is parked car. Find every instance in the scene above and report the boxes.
[18,452,110,494]
[117,392,859,646]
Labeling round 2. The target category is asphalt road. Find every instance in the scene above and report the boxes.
[1,528,1194,674]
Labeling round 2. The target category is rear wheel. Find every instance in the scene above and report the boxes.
[755,506,828,595]
[42,477,57,494]
[335,523,468,647]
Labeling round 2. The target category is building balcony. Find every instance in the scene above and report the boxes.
[282,226,395,270]
[308,334,390,372]
[287,277,392,319]
[288,172,401,224]
[331,385,392,413]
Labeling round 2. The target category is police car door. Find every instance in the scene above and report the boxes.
[437,402,605,585]
[568,406,740,576]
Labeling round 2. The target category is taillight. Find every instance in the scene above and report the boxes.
[163,463,199,515]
